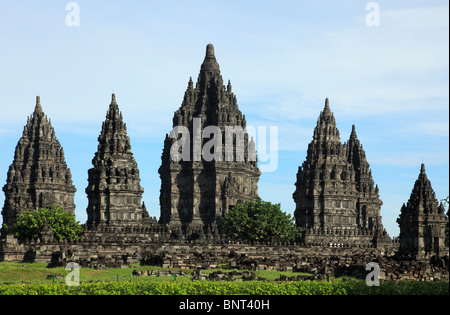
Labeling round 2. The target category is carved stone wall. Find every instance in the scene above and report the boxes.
[1,232,447,282]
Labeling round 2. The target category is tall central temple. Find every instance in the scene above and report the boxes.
[159,44,260,227]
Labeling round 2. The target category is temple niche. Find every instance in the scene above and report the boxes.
[85,94,147,229]
[1,96,76,228]
[159,44,260,228]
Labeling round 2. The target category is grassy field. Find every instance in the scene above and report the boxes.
[1,263,448,295]
[0,262,308,284]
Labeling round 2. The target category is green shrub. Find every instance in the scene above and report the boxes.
[221,197,301,243]
[5,205,84,242]
[0,281,447,296]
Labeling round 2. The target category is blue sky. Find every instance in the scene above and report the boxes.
[0,0,448,237]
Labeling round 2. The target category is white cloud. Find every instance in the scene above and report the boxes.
[226,4,449,122]
[382,6,449,29]
[411,122,449,137]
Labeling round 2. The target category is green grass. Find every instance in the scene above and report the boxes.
[0,262,192,284]
[256,270,312,281]
[0,262,313,284]
[0,263,448,296]
[0,262,55,284]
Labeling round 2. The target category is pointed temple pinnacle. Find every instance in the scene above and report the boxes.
[321,98,332,117]
[227,80,232,92]
[420,163,426,174]
[206,43,215,58]
[350,124,357,139]
[200,43,220,74]
[111,93,117,104]
[35,96,43,113]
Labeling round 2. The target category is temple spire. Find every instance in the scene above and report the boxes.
[2,96,76,226]
[313,98,340,144]
[294,97,387,247]
[322,98,334,118]
[350,124,357,141]
[200,43,220,74]
[86,94,144,228]
[397,163,448,258]
[420,163,426,174]
[206,43,215,58]
[227,80,232,93]
[35,96,43,113]
[159,43,260,226]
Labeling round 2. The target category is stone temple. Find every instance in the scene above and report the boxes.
[293,98,389,247]
[85,94,147,228]
[397,164,448,260]
[0,44,448,276]
[1,96,76,227]
[159,44,260,227]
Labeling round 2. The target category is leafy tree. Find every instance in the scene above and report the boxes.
[7,205,84,242]
[221,197,301,243]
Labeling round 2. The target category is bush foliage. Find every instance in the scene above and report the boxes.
[221,198,301,243]
[0,280,448,295]
[5,205,84,242]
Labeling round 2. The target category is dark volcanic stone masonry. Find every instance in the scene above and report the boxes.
[1,96,76,227]
[293,99,389,247]
[85,94,147,228]
[159,44,260,227]
[397,164,447,260]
